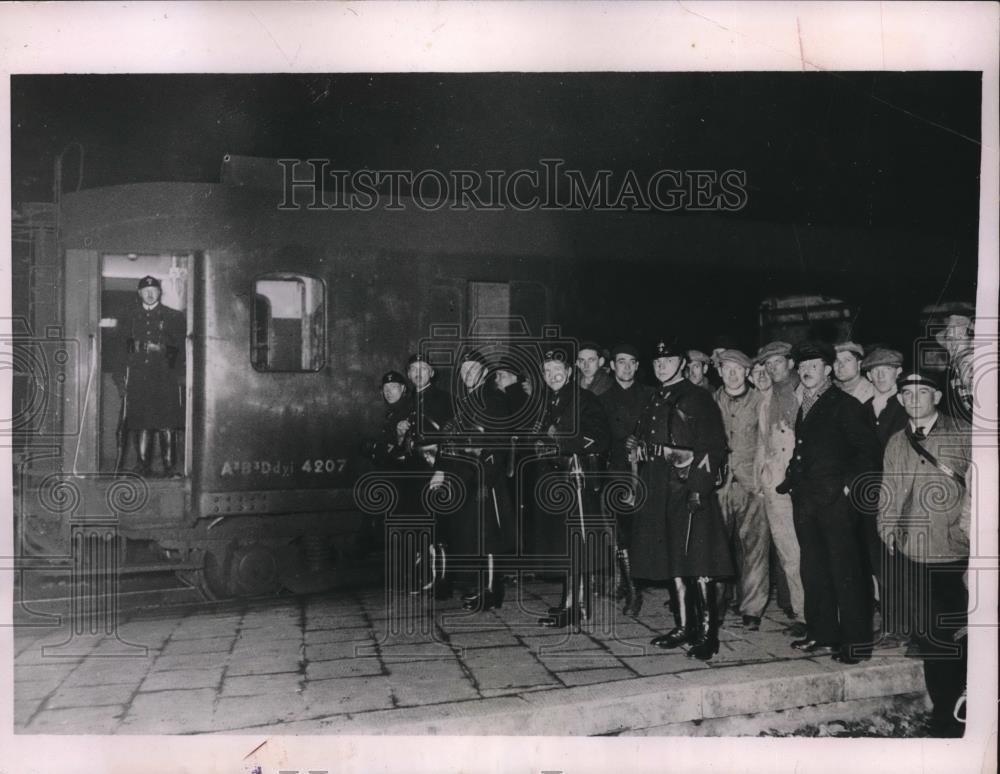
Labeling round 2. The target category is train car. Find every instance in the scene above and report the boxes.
[10,160,580,599]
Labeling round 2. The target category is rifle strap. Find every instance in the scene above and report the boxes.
[905,425,966,489]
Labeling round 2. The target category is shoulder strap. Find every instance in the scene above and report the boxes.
[905,425,966,488]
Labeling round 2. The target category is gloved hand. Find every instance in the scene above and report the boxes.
[624,435,638,451]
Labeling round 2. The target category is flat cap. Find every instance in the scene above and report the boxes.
[835,341,865,359]
[717,349,752,370]
[792,340,836,366]
[755,341,793,363]
[381,370,407,386]
[897,370,943,391]
[137,275,161,290]
[610,342,640,360]
[861,347,903,371]
[687,350,711,364]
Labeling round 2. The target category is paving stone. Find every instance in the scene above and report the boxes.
[539,652,626,672]
[230,641,302,661]
[14,699,43,729]
[304,640,371,662]
[222,672,303,697]
[305,614,370,631]
[61,658,151,687]
[140,666,224,692]
[305,656,384,681]
[301,675,395,716]
[375,639,458,662]
[151,653,230,673]
[46,682,137,709]
[235,623,301,641]
[462,653,557,691]
[620,653,700,677]
[160,635,234,656]
[14,678,61,701]
[13,644,85,666]
[444,628,522,650]
[211,693,309,731]
[119,688,217,734]
[226,653,302,677]
[558,667,636,687]
[303,625,373,645]
[14,663,77,684]
[387,660,479,707]
[27,705,124,734]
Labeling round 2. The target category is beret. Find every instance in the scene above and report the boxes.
[835,341,865,359]
[861,347,903,371]
[792,340,836,366]
[137,275,161,290]
[717,349,752,370]
[381,370,407,386]
[755,341,793,363]
[610,342,640,360]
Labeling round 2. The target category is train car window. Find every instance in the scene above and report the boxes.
[251,274,326,372]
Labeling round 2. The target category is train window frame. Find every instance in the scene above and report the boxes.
[251,272,327,373]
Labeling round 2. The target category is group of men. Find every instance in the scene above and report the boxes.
[369,321,975,737]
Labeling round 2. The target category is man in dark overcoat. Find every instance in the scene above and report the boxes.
[118,275,186,476]
[630,340,733,660]
[778,341,882,663]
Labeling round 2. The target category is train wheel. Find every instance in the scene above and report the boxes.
[177,547,233,601]
[229,543,282,597]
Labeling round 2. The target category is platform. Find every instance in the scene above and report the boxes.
[12,580,927,736]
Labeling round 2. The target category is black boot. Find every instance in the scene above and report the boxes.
[160,429,180,477]
[433,544,453,600]
[135,429,153,476]
[652,578,693,648]
[618,549,643,617]
[688,577,721,661]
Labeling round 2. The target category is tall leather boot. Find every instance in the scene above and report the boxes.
[688,577,721,660]
[160,429,178,477]
[618,548,642,617]
[652,578,693,648]
[136,429,153,476]
[433,543,453,600]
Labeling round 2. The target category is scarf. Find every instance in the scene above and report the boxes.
[768,371,800,430]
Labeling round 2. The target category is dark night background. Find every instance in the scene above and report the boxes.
[11,72,982,355]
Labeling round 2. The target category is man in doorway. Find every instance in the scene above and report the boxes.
[118,275,186,477]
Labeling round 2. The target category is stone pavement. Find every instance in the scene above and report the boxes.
[12,580,927,735]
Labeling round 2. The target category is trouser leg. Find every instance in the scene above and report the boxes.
[792,498,840,644]
[765,493,806,623]
[817,497,872,651]
[136,429,153,475]
[735,485,771,618]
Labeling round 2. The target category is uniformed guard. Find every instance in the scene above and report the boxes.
[117,276,186,477]
[629,339,733,660]
[526,345,611,629]
[365,370,412,467]
[598,342,654,615]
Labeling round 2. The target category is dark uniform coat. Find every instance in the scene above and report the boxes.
[631,378,734,580]
[120,301,186,429]
[599,380,656,471]
[783,383,881,649]
[436,382,514,558]
[523,385,610,558]
[373,393,414,467]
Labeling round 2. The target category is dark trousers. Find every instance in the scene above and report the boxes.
[792,491,872,648]
[896,553,968,736]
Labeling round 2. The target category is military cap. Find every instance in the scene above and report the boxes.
[407,352,429,366]
[755,340,793,363]
[610,342,640,360]
[897,370,943,391]
[861,347,903,371]
[381,370,407,386]
[458,348,487,365]
[717,349,752,370]
[577,340,604,357]
[541,344,572,365]
[834,341,865,360]
[137,275,161,290]
[792,340,836,366]
[651,339,684,360]
[687,349,711,365]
